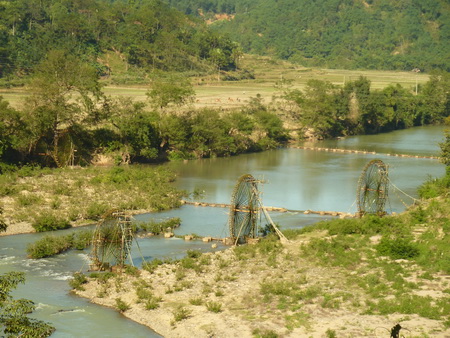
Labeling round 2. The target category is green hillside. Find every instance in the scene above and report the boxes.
[166,0,450,71]
[0,0,240,81]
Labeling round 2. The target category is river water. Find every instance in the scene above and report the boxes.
[0,125,446,337]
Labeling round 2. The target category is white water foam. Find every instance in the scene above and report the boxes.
[0,256,17,265]
[78,253,91,263]
[36,302,53,310]
[41,269,72,280]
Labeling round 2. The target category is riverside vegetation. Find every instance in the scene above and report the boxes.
[0,165,183,235]
[72,136,450,337]
[0,49,449,169]
[73,192,450,336]
[26,218,181,259]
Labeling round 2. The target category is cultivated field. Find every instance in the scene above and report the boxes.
[0,54,429,110]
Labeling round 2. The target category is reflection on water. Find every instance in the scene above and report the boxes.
[0,125,446,337]
[166,126,445,213]
[310,125,446,156]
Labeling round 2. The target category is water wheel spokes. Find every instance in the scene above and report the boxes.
[90,209,134,271]
[229,174,259,244]
[356,159,389,217]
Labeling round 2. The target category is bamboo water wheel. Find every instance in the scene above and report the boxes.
[228,174,288,244]
[90,209,134,271]
[228,174,259,243]
[356,159,389,217]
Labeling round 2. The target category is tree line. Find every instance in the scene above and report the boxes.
[1,51,449,171]
[0,50,287,171]
[282,73,450,139]
[0,0,241,83]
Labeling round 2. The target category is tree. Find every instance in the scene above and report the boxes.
[360,91,390,134]
[0,271,55,337]
[344,76,371,123]
[0,206,6,233]
[441,117,450,167]
[23,50,106,167]
[109,98,160,162]
[190,109,235,157]
[0,96,23,161]
[441,131,450,167]
[419,72,450,124]
[299,79,348,138]
[146,74,195,110]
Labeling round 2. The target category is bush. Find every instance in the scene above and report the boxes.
[377,237,420,259]
[115,298,131,312]
[69,272,88,291]
[27,235,72,258]
[125,265,140,276]
[189,297,203,306]
[85,202,109,220]
[71,230,93,250]
[17,193,41,206]
[145,298,160,310]
[186,249,202,259]
[418,173,450,199]
[32,214,71,232]
[172,305,191,322]
[252,329,279,338]
[137,218,181,234]
[142,258,164,273]
[206,301,222,313]
[27,230,92,259]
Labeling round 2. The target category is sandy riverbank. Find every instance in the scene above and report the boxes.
[74,234,450,337]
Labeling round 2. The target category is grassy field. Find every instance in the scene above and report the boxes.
[0,55,429,110]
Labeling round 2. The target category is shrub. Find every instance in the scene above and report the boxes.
[377,237,420,259]
[172,305,191,322]
[85,202,109,220]
[142,258,164,273]
[115,298,131,312]
[326,329,337,338]
[125,265,140,276]
[186,249,202,259]
[180,257,197,269]
[17,193,41,207]
[418,173,450,199]
[145,298,161,310]
[189,297,203,306]
[27,235,72,258]
[69,272,88,291]
[27,230,92,259]
[72,230,93,250]
[138,218,181,234]
[97,272,116,284]
[32,214,71,232]
[206,301,222,313]
[252,329,279,338]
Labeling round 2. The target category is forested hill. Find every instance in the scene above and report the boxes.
[166,0,450,72]
[0,0,239,80]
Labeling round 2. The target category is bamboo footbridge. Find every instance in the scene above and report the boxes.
[180,200,355,218]
[291,146,440,160]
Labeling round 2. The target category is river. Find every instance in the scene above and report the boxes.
[0,125,446,337]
